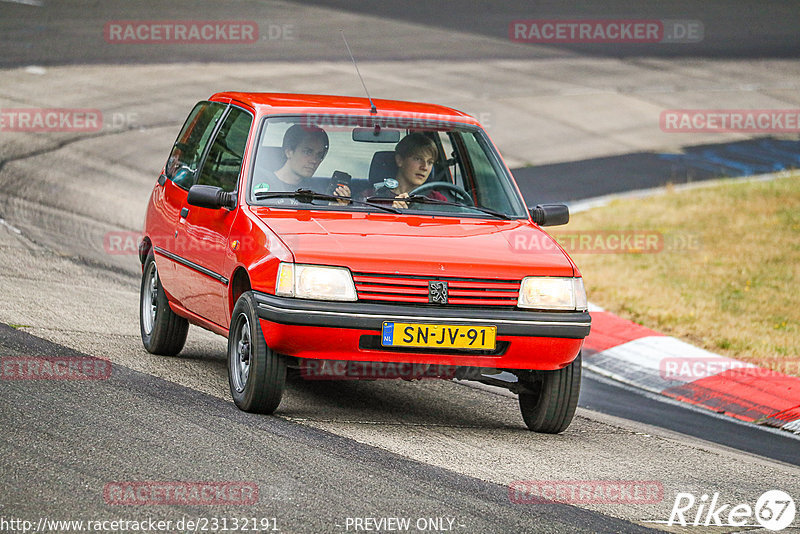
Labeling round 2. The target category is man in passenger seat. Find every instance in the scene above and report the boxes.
[254,124,350,205]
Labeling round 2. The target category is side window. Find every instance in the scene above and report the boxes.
[165,101,226,189]
[460,132,523,214]
[197,107,253,193]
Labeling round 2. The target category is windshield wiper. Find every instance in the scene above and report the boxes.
[376,194,512,220]
[254,189,401,214]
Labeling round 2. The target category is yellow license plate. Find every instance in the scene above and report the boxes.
[381,322,496,350]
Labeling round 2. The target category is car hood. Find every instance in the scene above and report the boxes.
[250,208,575,279]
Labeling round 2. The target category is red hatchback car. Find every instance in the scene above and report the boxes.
[139,92,590,433]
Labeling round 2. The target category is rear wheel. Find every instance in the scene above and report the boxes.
[139,252,188,355]
[518,352,581,434]
[228,291,286,414]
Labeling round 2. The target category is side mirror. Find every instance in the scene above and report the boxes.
[529,204,569,226]
[187,185,236,210]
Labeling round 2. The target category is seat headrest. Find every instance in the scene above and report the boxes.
[369,151,398,185]
[256,146,285,173]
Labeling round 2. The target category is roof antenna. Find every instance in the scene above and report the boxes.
[341,30,377,114]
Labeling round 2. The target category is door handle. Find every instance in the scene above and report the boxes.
[180,207,189,218]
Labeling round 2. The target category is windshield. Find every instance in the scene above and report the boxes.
[248,116,528,218]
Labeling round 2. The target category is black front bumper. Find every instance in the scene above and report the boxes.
[253,292,591,339]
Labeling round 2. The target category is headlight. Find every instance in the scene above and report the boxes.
[275,263,357,301]
[518,276,587,311]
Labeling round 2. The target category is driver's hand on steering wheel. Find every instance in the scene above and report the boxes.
[392,192,409,210]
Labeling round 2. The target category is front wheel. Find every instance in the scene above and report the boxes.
[518,352,581,434]
[228,291,286,414]
[139,252,189,355]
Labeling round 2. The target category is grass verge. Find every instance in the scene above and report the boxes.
[560,172,799,375]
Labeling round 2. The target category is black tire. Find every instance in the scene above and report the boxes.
[518,352,582,434]
[139,252,189,355]
[228,291,286,414]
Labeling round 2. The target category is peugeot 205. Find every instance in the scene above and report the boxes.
[139,92,590,433]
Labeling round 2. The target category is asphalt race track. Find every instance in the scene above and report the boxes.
[1,1,799,532]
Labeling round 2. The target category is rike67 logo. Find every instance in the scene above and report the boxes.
[659,490,795,531]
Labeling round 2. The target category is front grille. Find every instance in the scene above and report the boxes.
[352,272,520,307]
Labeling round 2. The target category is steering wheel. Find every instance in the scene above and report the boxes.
[408,182,472,204]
